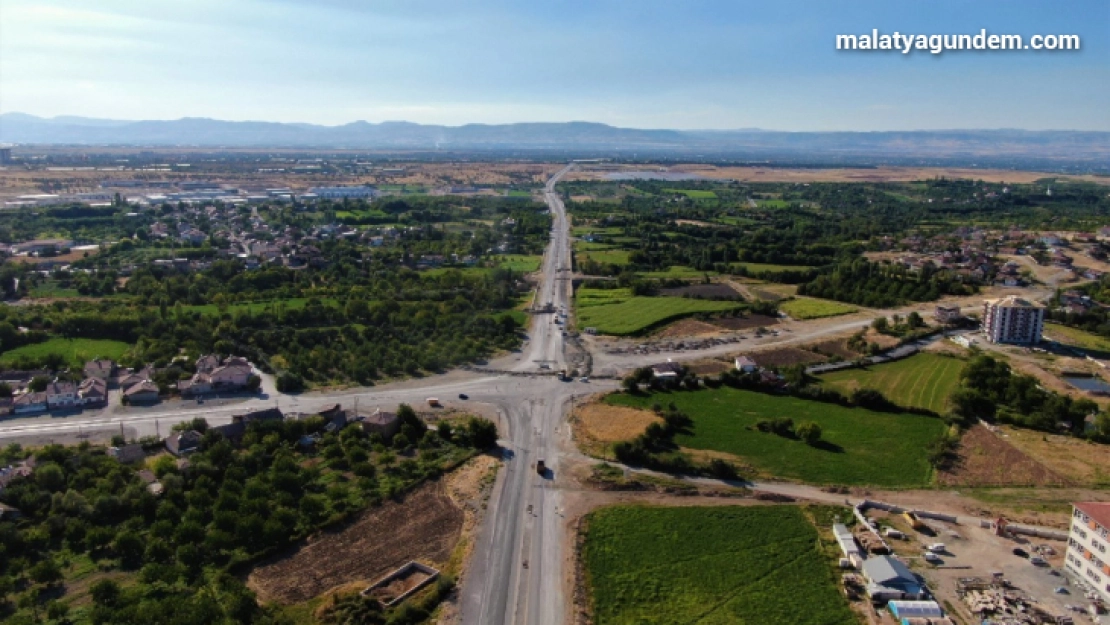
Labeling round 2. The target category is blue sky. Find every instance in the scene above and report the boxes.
[0,0,1106,130]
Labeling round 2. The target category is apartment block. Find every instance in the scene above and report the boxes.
[982,296,1044,344]
[1066,502,1110,603]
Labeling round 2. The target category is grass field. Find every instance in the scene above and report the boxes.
[637,266,717,279]
[583,505,855,625]
[495,254,542,272]
[779,297,858,319]
[576,249,632,267]
[819,353,966,413]
[28,281,82,299]
[663,188,718,200]
[729,262,815,274]
[607,387,946,486]
[756,198,790,208]
[576,241,621,251]
[0,338,132,369]
[575,288,743,335]
[1042,323,1110,354]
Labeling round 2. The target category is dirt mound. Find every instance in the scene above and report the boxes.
[937,424,1070,487]
[247,481,463,605]
[709,314,779,331]
[576,403,662,443]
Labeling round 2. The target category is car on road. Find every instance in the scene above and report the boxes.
[458,393,468,400]
[1054,587,1069,594]
[1012,548,1029,558]
[923,552,942,563]
[1030,556,1047,566]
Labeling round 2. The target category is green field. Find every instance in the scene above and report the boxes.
[779,297,858,319]
[819,353,966,413]
[583,505,855,625]
[577,249,632,266]
[663,188,718,200]
[0,338,132,369]
[495,254,542,272]
[577,241,621,251]
[575,288,743,335]
[637,266,717,279]
[608,386,946,486]
[756,198,790,208]
[1042,323,1110,353]
[28,281,82,299]
[729,262,815,274]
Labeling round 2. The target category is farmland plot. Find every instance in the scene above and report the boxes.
[583,505,856,625]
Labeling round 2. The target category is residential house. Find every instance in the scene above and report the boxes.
[124,380,160,403]
[79,377,108,406]
[12,392,48,414]
[361,409,401,439]
[734,356,759,373]
[651,361,682,379]
[83,359,116,381]
[109,444,147,464]
[46,380,78,409]
[934,305,962,324]
[165,430,203,456]
[1065,502,1110,604]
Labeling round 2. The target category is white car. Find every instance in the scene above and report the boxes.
[924,552,942,563]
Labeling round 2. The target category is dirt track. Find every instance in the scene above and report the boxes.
[248,480,463,605]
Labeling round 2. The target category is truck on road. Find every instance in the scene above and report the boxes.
[426,397,441,407]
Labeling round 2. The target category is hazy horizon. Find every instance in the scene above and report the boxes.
[1,0,1106,132]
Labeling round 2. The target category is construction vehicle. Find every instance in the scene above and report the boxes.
[426,397,441,407]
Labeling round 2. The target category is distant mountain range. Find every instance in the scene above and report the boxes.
[2,113,1108,167]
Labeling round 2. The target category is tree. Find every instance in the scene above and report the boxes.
[467,418,499,449]
[797,421,823,445]
[906,311,924,328]
[28,375,50,393]
[871,317,889,333]
[90,579,121,607]
[276,372,305,393]
[29,560,62,586]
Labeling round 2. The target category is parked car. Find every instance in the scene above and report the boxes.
[1030,556,1047,566]
[458,393,469,400]
[1012,548,1029,558]
[924,552,942,563]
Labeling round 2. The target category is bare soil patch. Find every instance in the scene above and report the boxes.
[685,358,734,375]
[708,314,779,331]
[1000,425,1110,486]
[575,402,662,444]
[658,283,741,300]
[937,424,1070,487]
[808,339,861,361]
[751,347,828,368]
[247,480,463,605]
[653,318,723,339]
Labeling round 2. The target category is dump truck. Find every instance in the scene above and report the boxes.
[903,511,926,531]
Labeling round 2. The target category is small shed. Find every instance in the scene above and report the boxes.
[888,600,943,620]
[862,555,925,601]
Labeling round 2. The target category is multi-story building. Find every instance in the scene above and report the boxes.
[1066,502,1110,603]
[982,296,1044,344]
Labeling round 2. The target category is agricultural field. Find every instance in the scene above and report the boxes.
[819,353,966,413]
[779,297,859,320]
[582,505,856,625]
[663,188,718,199]
[28,281,82,299]
[0,337,132,369]
[607,387,947,486]
[659,283,742,300]
[576,248,631,266]
[575,288,744,335]
[637,266,717,279]
[495,254,542,272]
[729,261,814,273]
[1042,322,1110,354]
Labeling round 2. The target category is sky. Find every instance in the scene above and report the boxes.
[1,0,1107,131]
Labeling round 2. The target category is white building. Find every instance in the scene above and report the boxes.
[1066,502,1110,603]
[982,296,1044,345]
[308,186,378,200]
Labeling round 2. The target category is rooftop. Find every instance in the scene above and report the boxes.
[1075,501,1110,529]
[984,295,1043,309]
